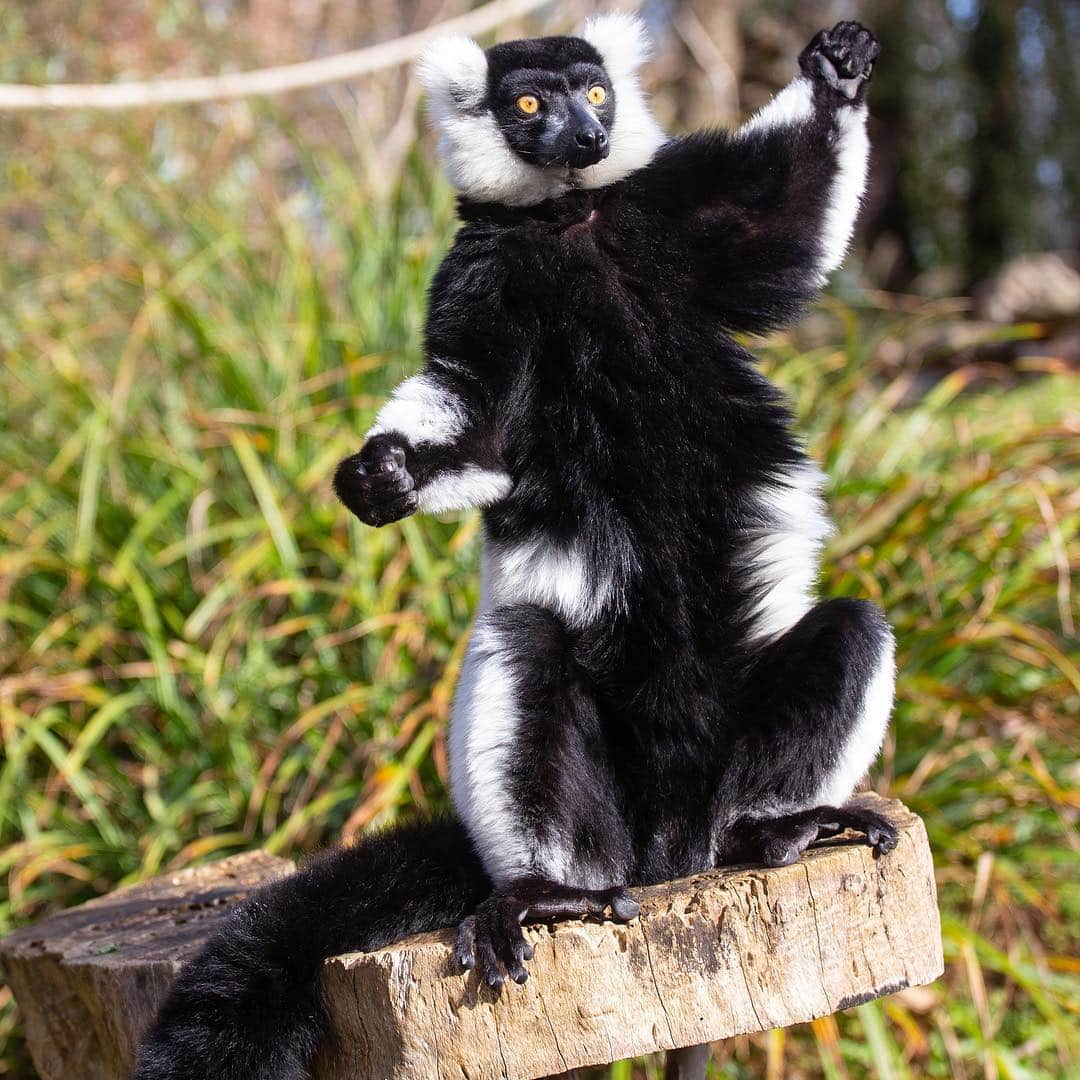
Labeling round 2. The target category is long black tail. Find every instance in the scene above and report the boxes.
[132,816,488,1080]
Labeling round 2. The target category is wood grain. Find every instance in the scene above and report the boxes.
[1,796,943,1080]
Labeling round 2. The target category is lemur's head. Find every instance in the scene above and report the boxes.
[417,13,665,206]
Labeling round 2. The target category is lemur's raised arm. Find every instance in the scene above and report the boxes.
[636,22,879,332]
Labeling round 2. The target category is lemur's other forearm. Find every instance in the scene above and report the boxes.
[333,359,510,526]
[365,370,510,513]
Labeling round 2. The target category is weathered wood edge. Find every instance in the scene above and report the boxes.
[1,851,295,1080]
[1,796,943,1080]
[314,795,943,1079]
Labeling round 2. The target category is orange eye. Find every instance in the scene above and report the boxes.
[517,94,540,115]
[587,85,607,106]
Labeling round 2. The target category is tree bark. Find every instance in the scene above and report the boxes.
[2,795,943,1080]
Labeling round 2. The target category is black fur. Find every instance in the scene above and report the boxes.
[132,819,486,1079]
[137,22,895,1079]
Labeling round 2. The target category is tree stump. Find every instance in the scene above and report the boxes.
[1,795,943,1080]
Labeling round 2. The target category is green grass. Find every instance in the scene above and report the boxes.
[1,101,1077,1079]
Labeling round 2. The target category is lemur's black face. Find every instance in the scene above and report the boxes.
[485,36,615,170]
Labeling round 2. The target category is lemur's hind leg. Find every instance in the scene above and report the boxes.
[715,598,897,867]
[451,603,636,988]
[725,803,898,867]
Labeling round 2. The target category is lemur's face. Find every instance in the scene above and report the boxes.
[485,39,614,170]
[417,14,665,207]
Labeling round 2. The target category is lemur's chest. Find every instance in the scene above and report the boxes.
[501,196,657,317]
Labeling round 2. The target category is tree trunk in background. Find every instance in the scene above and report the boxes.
[670,0,744,129]
[858,0,919,289]
[1042,0,1080,252]
[967,0,1025,288]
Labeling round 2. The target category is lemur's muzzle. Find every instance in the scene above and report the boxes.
[559,101,610,169]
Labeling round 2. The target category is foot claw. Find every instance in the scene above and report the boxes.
[862,815,900,857]
[608,889,641,922]
[455,895,531,991]
[454,915,477,971]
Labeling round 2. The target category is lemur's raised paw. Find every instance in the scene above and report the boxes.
[741,803,899,868]
[800,21,880,101]
[455,879,640,990]
[333,435,418,527]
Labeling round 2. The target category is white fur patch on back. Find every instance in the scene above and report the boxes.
[417,466,512,514]
[740,461,834,645]
[367,373,466,446]
[815,631,895,805]
[485,530,620,630]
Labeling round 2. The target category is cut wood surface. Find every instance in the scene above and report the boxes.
[1,851,295,1080]
[1,795,943,1080]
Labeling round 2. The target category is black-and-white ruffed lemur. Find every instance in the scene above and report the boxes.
[134,15,895,1079]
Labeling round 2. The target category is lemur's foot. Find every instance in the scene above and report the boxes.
[455,878,639,990]
[333,434,418,527]
[800,21,880,101]
[740,804,898,868]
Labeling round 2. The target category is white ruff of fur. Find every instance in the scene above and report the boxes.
[741,462,834,645]
[817,103,870,281]
[417,32,570,205]
[815,632,896,805]
[449,614,534,884]
[417,16,665,206]
[576,13,666,191]
[417,466,512,514]
[367,373,465,446]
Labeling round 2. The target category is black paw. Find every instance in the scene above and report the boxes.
[800,21,880,100]
[455,894,534,989]
[741,804,899,867]
[454,880,640,990]
[841,806,899,857]
[333,435,418,527]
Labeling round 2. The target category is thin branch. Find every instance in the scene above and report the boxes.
[0,0,550,111]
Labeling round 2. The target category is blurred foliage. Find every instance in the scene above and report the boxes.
[1,3,1079,1079]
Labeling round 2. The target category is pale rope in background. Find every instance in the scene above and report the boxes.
[0,0,550,111]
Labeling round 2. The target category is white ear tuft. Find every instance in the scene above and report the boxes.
[416,34,488,114]
[581,12,653,79]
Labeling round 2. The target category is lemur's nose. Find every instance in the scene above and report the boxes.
[575,127,608,152]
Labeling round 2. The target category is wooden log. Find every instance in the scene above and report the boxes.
[1,851,295,1080]
[1,795,943,1080]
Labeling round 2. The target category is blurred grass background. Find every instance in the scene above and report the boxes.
[1,1,1078,1078]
